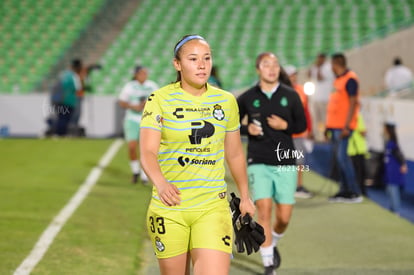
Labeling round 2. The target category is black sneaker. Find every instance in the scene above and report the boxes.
[295,186,313,199]
[264,265,276,275]
[328,192,347,202]
[329,192,363,203]
[131,173,139,184]
[273,246,281,269]
[343,193,363,203]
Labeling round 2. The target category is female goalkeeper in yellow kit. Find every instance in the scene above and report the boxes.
[139,35,256,275]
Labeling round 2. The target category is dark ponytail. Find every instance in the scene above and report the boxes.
[279,66,293,87]
[385,123,398,143]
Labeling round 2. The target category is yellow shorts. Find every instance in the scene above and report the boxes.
[146,198,233,259]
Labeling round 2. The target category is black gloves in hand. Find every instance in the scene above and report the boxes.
[229,192,265,255]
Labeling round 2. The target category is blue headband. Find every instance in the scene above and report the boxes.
[174,35,205,56]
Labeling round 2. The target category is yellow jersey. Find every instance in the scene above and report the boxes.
[140,82,240,211]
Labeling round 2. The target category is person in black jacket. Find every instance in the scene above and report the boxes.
[237,52,306,275]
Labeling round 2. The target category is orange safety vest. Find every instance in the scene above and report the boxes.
[292,83,309,138]
[326,70,359,130]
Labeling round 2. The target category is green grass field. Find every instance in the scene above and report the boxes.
[1,139,414,275]
[0,139,151,275]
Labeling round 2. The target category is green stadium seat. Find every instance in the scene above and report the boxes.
[3,0,413,93]
[0,0,105,93]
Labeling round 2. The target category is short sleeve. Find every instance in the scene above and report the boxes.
[150,81,159,92]
[345,78,358,96]
[226,94,240,132]
[323,62,335,80]
[140,92,163,131]
[73,74,82,91]
[119,83,131,102]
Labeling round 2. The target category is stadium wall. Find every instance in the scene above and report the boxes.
[0,94,121,138]
[297,26,414,95]
[308,96,414,194]
[1,95,413,153]
[361,97,414,158]
[1,94,413,193]
[347,26,414,95]
[361,97,414,194]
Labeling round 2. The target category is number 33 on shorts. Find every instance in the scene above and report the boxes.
[149,216,166,234]
[147,215,168,255]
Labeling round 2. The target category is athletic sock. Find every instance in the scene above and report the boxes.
[260,245,274,267]
[272,231,284,247]
[130,160,140,174]
[140,169,148,181]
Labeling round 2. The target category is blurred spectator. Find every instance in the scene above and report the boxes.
[285,65,313,199]
[68,63,102,136]
[347,112,368,196]
[308,53,334,141]
[326,53,362,203]
[54,59,83,136]
[384,57,413,92]
[208,65,223,88]
[118,65,158,184]
[383,122,408,214]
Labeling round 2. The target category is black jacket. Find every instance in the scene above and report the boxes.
[237,83,307,166]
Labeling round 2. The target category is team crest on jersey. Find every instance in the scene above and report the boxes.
[212,104,225,121]
[280,96,288,107]
[155,236,165,252]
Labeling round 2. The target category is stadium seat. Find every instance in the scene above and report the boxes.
[0,0,105,93]
[2,0,414,94]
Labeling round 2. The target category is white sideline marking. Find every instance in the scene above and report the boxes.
[14,139,124,275]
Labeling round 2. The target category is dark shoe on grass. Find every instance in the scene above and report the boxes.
[273,246,281,269]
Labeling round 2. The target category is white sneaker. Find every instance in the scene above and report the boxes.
[140,170,149,184]
[295,186,313,199]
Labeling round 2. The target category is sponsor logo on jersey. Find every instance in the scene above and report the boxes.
[188,120,215,144]
[173,107,212,119]
[185,107,211,117]
[156,114,163,126]
[185,107,211,112]
[222,235,231,246]
[142,111,153,120]
[185,147,211,153]
[218,192,227,199]
[173,108,184,119]
[177,156,216,167]
[147,93,155,101]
